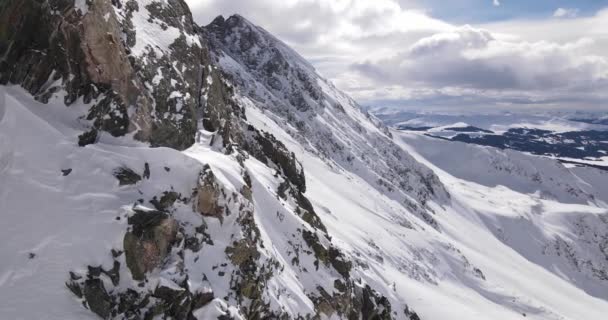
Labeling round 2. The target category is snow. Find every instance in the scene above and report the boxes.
[395,133,603,205]
[559,156,608,167]
[114,0,200,58]
[0,86,202,319]
[74,0,89,16]
[244,99,608,320]
[378,110,608,133]
[152,68,163,85]
[130,10,180,57]
[184,32,202,48]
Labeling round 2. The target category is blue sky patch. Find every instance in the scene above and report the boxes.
[419,0,607,23]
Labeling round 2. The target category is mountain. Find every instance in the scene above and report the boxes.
[1,1,608,320]
[204,14,448,222]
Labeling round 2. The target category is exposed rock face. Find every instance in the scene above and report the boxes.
[83,279,114,319]
[245,127,306,193]
[0,0,207,149]
[113,166,142,186]
[311,281,394,320]
[0,0,91,103]
[67,204,216,320]
[123,209,178,280]
[195,165,224,219]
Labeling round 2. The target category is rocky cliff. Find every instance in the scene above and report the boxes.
[1,0,206,149]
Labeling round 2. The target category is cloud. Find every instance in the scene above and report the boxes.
[493,0,500,7]
[350,25,608,108]
[553,8,580,19]
[186,0,446,44]
[186,0,608,110]
[353,26,607,90]
[187,0,449,51]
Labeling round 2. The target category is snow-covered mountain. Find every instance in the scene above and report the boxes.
[204,15,448,212]
[1,1,608,320]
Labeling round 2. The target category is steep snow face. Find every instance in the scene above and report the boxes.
[204,15,448,217]
[395,133,608,301]
[242,95,608,320]
[396,133,603,205]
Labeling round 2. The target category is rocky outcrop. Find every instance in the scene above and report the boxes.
[195,165,225,219]
[123,209,178,280]
[245,127,306,193]
[310,281,394,320]
[67,205,214,320]
[113,166,142,186]
[302,230,351,278]
[0,0,207,150]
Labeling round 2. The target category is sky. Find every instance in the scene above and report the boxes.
[185,0,608,111]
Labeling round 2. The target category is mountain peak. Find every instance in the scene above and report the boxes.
[226,13,249,24]
[209,14,225,26]
[208,13,255,30]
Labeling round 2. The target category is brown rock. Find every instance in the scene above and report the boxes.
[80,0,154,138]
[197,184,221,216]
[195,166,224,219]
[124,210,178,281]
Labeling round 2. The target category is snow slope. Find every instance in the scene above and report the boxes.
[247,105,608,320]
[0,86,202,319]
[241,88,608,320]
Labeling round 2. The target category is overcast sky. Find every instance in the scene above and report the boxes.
[185,0,608,111]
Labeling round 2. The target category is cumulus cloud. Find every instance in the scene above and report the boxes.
[493,0,501,7]
[553,8,580,18]
[350,25,608,109]
[353,26,608,91]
